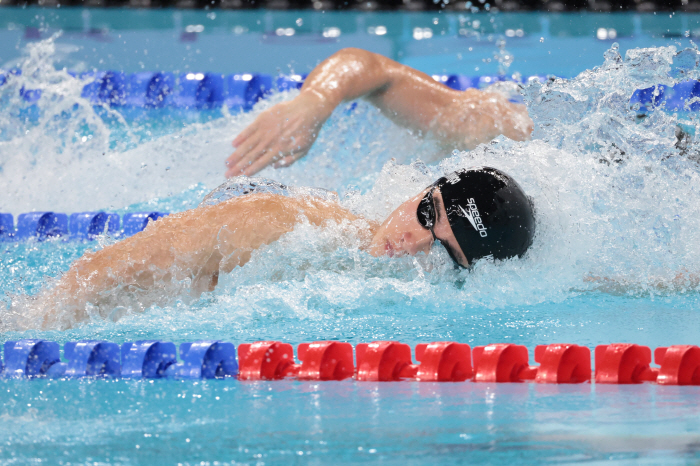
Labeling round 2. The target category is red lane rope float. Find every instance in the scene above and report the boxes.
[594,343,700,385]
[355,341,472,382]
[237,341,355,381]
[236,341,700,385]
[472,343,591,383]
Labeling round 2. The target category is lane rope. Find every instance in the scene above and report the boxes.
[1,69,545,108]
[0,211,169,242]
[2,339,697,385]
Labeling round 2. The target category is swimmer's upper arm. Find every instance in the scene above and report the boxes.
[213,195,300,271]
[213,195,361,270]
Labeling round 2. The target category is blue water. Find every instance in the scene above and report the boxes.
[3,379,700,464]
[4,8,700,464]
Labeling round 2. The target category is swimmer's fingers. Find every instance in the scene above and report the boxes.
[234,135,280,176]
[272,152,304,169]
[225,135,267,177]
[272,156,296,168]
[232,122,257,148]
[225,150,245,176]
[231,117,260,147]
[227,110,276,174]
[242,148,286,176]
[226,146,255,178]
[226,134,256,169]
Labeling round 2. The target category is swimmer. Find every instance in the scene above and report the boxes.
[16,167,535,330]
[225,48,534,177]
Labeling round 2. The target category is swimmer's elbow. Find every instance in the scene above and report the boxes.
[331,47,375,61]
[325,48,387,75]
[508,123,534,142]
[509,107,534,141]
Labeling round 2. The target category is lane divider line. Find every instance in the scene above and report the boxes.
[2,339,699,385]
[0,69,548,108]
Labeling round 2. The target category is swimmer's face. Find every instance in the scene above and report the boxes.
[368,187,469,267]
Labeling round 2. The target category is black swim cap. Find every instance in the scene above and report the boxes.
[434,167,536,266]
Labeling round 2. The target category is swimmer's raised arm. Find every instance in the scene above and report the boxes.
[27,194,364,330]
[226,47,533,177]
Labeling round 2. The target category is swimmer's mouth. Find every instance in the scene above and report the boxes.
[385,240,395,257]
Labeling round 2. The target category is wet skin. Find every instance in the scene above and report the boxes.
[225,48,533,177]
[21,190,468,330]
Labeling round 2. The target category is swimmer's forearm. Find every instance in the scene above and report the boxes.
[226,49,408,176]
[300,48,532,146]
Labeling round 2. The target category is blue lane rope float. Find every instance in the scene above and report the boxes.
[4,68,697,116]
[2,339,700,385]
[69,212,121,241]
[122,212,169,237]
[0,69,549,109]
[630,80,700,115]
[0,213,17,238]
[120,341,178,379]
[49,341,122,378]
[16,212,68,241]
[0,211,169,242]
[1,339,239,380]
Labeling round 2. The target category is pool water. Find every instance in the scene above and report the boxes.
[3,377,700,464]
[3,8,700,464]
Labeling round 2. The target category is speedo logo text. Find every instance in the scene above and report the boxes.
[459,199,488,237]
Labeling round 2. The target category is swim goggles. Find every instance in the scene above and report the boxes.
[416,187,468,268]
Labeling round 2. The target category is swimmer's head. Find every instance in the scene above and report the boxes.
[368,166,536,267]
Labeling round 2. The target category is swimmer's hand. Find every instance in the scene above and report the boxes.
[225,48,535,177]
[226,92,332,177]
